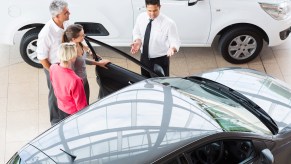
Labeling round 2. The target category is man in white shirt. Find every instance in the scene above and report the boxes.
[131,0,180,77]
[36,0,71,125]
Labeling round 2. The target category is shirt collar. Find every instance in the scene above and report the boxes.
[146,16,153,22]
[50,18,64,32]
[146,14,162,23]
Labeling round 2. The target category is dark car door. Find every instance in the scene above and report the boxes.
[85,36,159,98]
[96,63,146,97]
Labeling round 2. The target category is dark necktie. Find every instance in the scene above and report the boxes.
[143,19,153,58]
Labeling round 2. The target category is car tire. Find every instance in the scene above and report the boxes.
[20,28,43,68]
[219,26,263,64]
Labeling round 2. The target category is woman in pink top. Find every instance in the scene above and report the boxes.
[50,43,87,120]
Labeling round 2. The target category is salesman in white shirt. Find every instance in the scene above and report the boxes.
[36,0,71,125]
[131,0,181,77]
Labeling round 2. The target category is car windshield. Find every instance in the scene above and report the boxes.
[153,78,272,135]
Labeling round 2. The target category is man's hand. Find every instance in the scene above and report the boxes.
[39,59,51,71]
[130,39,142,54]
[167,47,177,57]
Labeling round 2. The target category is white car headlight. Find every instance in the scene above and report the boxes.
[260,1,290,20]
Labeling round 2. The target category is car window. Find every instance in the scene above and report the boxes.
[85,37,147,98]
[200,68,291,131]
[162,140,255,164]
[189,140,255,164]
[164,155,188,164]
[152,78,273,135]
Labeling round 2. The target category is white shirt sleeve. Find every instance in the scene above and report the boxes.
[36,32,51,60]
[168,21,181,52]
[132,15,142,41]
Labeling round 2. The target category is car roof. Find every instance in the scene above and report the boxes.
[20,80,220,163]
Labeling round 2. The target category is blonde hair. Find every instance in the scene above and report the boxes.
[57,43,77,62]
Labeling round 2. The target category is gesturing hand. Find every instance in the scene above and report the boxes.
[167,48,176,57]
[130,40,141,54]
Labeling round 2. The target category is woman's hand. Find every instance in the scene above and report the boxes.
[96,59,110,69]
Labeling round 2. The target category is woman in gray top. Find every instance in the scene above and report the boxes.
[62,24,110,104]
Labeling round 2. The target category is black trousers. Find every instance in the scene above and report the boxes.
[83,78,90,105]
[140,54,169,78]
[58,110,71,121]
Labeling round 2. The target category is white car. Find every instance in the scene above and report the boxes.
[1,0,291,68]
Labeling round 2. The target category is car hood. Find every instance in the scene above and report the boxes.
[18,80,220,163]
[198,67,291,132]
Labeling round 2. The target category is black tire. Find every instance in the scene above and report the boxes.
[219,26,263,64]
[20,28,43,68]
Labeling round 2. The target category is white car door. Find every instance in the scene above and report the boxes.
[132,0,211,46]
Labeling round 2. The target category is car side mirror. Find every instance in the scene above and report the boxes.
[260,149,274,164]
[153,64,165,77]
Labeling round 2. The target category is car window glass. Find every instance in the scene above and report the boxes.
[200,69,291,131]
[163,155,188,164]
[188,140,255,164]
[153,78,272,135]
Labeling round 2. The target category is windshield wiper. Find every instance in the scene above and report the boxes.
[229,91,279,132]
[186,76,279,135]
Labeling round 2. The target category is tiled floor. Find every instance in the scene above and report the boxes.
[0,36,291,163]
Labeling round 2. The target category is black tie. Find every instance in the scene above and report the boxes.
[143,19,153,58]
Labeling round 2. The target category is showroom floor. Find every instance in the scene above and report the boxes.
[1,37,291,163]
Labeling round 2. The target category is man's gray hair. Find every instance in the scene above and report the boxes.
[49,0,68,17]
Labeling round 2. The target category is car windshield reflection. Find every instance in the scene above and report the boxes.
[199,68,291,131]
[153,78,272,135]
